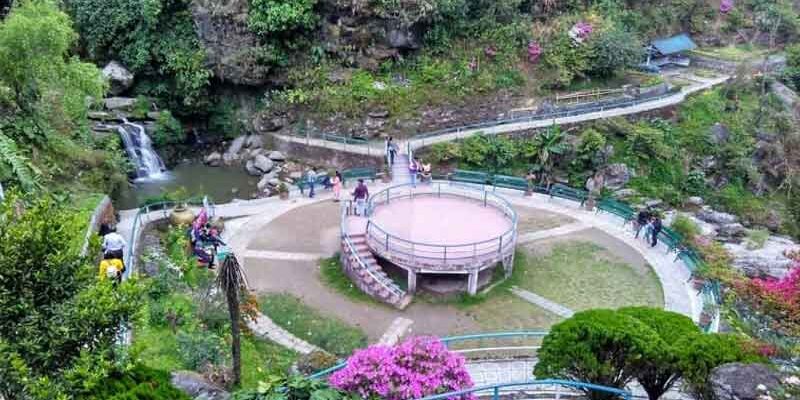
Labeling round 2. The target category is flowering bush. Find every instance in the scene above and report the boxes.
[569,21,593,44]
[527,41,542,63]
[720,0,734,14]
[329,336,475,400]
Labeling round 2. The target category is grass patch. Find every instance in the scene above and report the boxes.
[516,241,664,310]
[258,293,367,356]
[690,45,771,61]
[319,256,383,305]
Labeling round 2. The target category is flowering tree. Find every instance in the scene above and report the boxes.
[527,41,542,63]
[329,336,475,400]
[569,21,594,44]
[720,0,734,14]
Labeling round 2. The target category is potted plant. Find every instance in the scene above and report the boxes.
[381,164,392,183]
[277,182,289,200]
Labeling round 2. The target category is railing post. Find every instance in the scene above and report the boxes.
[385,234,389,252]
[443,246,447,263]
[473,243,477,261]
[483,190,487,207]
[493,387,499,400]
[498,236,503,255]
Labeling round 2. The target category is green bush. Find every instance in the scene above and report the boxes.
[248,0,318,36]
[233,374,345,400]
[746,228,770,250]
[676,333,762,400]
[176,330,227,370]
[152,110,185,147]
[208,99,246,139]
[587,26,643,77]
[671,215,700,242]
[84,364,191,400]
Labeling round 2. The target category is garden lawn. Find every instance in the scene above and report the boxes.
[319,256,383,305]
[132,325,296,389]
[259,293,368,356]
[516,241,663,311]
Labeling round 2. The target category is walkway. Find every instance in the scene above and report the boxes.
[272,73,730,155]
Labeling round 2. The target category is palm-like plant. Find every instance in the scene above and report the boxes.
[527,126,569,185]
[216,253,248,386]
[0,132,38,191]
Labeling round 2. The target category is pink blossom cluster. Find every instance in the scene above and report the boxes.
[527,41,542,63]
[752,266,800,303]
[720,0,734,14]
[573,21,594,40]
[329,336,475,400]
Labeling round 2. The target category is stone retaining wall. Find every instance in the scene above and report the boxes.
[273,135,384,169]
[80,195,113,257]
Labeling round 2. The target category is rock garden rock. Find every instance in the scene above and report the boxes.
[245,159,261,176]
[268,151,286,162]
[686,196,704,206]
[368,109,390,119]
[644,199,663,208]
[247,148,264,160]
[245,134,263,149]
[709,122,731,144]
[253,154,274,173]
[724,235,800,279]
[697,207,738,225]
[104,97,136,111]
[226,135,247,156]
[613,188,638,199]
[88,111,114,121]
[170,371,230,400]
[710,363,783,400]
[204,152,222,167]
[101,61,134,96]
[268,178,280,187]
[594,163,631,190]
[718,223,746,239]
[257,174,271,191]
[222,152,239,165]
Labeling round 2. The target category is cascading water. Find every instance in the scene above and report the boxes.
[117,119,166,180]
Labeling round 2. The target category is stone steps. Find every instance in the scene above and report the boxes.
[341,234,410,309]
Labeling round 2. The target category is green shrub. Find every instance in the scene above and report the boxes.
[176,330,227,370]
[152,110,185,147]
[676,333,762,400]
[248,0,318,35]
[208,99,245,139]
[84,364,191,400]
[671,216,700,242]
[746,229,770,250]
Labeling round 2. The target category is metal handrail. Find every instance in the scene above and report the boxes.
[363,181,517,267]
[339,200,405,298]
[124,197,216,279]
[418,379,633,400]
[308,331,548,380]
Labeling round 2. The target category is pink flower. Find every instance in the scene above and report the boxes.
[720,0,734,13]
[527,41,542,64]
[330,336,475,400]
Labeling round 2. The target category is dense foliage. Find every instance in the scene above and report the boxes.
[233,374,351,400]
[0,193,144,399]
[84,364,192,400]
[534,308,761,400]
[0,0,125,195]
[329,336,474,400]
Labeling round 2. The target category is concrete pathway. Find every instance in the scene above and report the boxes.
[247,312,320,354]
[378,317,414,346]
[510,287,575,318]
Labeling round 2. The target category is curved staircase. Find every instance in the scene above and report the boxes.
[341,232,412,309]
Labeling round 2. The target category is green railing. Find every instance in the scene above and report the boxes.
[419,379,633,400]
[364,181,518,270]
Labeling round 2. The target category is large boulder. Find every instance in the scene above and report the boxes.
[709,363,783,400]
[710,122,731,144]
[245,134,263,149]
[204,151,222,167]
[718,223,746,239]
[101,61,134,95]
[387,25,421,50]
[170,371,230,400]
[104,97,136,111]
[226,136,247,157]
[697,207,738,225]
[245,159,261,176]
[253,154,274,173]
[594,163,631,191]
[724,235,800,278]
[268,151,286,162]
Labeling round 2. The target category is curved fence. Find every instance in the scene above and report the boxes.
[419,379,632,400]
[364,181,518,271]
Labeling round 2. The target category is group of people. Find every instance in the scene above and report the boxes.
[188,207,225,268]
[99,226,127,283]
[304,167,344,201]
[408,157,431,187]
[634,208,663,248]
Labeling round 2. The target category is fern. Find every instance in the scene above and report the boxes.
[0,132,38,191]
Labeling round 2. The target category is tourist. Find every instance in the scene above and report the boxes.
[410,157,419,187]
[387,136,397,166]
[421,162,432,183]
[102,227,126,260]
[332,170,343,202]
[352,179,369,216]
[98,258,125,284]
[651,215,663,248]
[634,209,651,238]
[306,167,317,198]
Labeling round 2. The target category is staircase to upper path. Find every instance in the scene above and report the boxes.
[391,152,412,184]
[340,231,412,309]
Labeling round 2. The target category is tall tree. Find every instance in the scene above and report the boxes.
[0,193,142,399]
[216,253,248,386]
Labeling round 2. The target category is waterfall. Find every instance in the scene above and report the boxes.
[116,119,166,180]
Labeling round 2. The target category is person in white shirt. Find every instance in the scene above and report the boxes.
[102,228,126,260]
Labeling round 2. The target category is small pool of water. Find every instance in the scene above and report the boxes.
[114,162,260,210]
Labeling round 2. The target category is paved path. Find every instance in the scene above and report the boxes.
[272,73,730,155]
[378,317,414,346]
[510,287,575,318]
[247,312,320,354]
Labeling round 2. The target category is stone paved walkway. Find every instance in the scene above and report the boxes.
[247,312,320,354]
[510,287,575,318]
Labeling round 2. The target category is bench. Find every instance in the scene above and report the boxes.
[657,227,684,254]
[596,198,635,224]
[342,167,377,186]
[450,169,490,185]
[549,184,588,206]
[675,248,703,277]
[320,133,369,145]
[492,175,549,194]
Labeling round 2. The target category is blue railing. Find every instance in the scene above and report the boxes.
[418,379,633,400]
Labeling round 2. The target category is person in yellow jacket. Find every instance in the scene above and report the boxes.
[98,258,125,284]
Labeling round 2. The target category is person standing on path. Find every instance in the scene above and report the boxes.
[634,208,651,238]
[352,179,369,216]
[387,136,397,166]
[102,227,126,260]
[650,215,663,247]
[409,157,419,188]
[332,170,342,202]
[306,167,317,198]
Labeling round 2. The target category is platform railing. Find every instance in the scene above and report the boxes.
[364,181,518,269]
[418,379,633,400]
